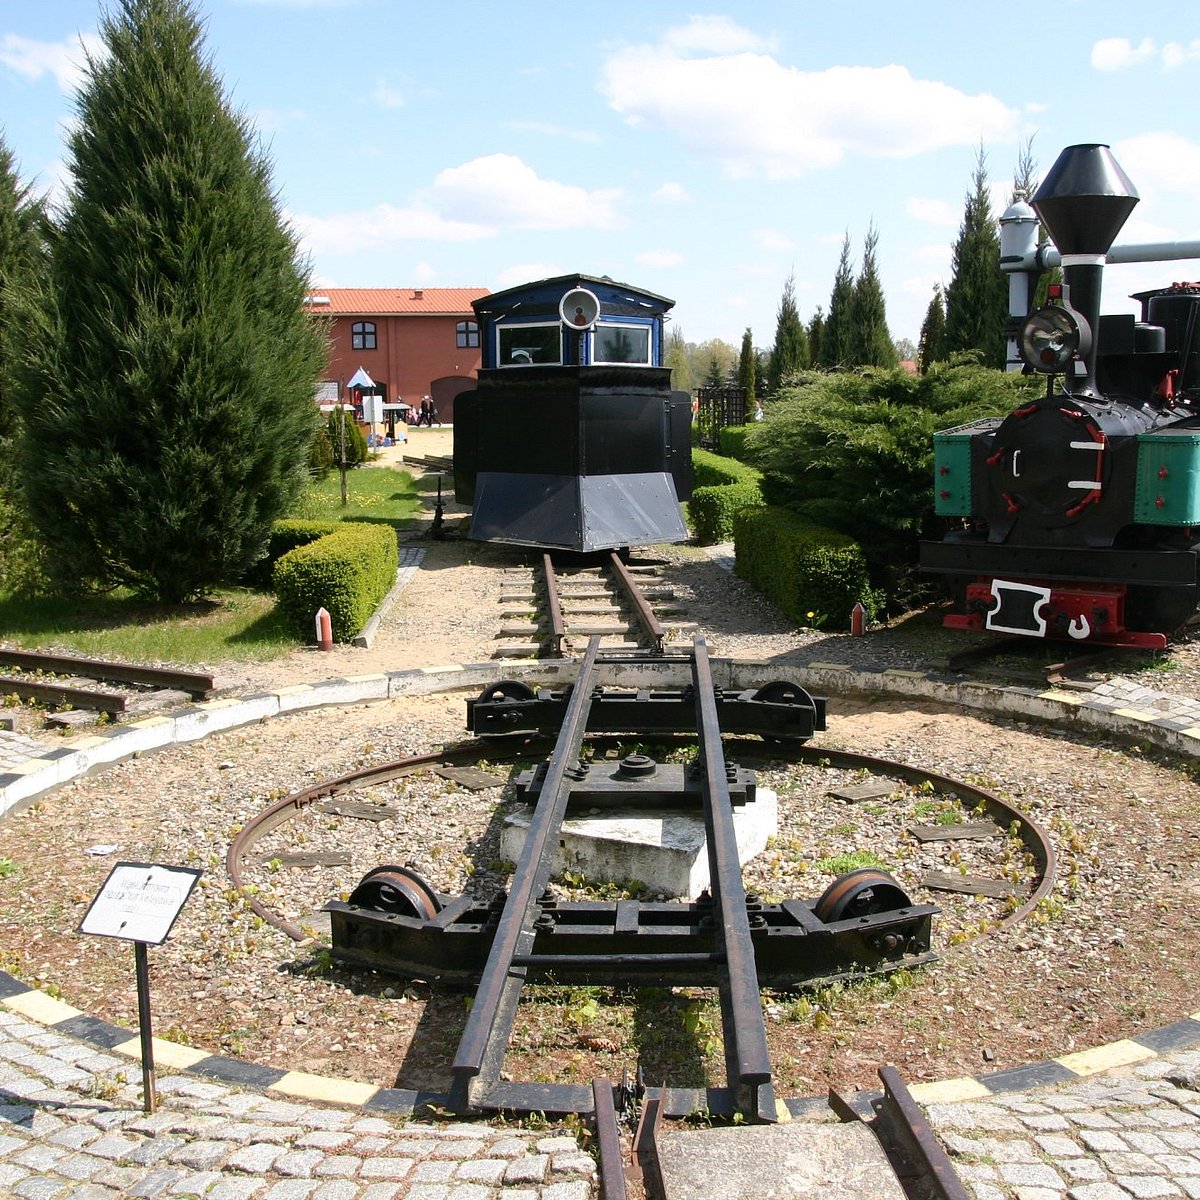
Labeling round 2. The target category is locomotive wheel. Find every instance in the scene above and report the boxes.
[348,865,443,919]
[753,680,816,742]
[814,868,912,923]
[475,680,538,742]
[477,680,537,705]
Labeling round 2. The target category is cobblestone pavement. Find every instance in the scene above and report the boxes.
[0,1008,597,1200]
[923,1051,1200,1200]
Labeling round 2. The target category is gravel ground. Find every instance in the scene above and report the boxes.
[2,481,1200,1103]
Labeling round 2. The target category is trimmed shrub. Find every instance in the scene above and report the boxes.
[718,425,752,460]
[692,447,761,489]
[733,505,877,631]
[308,426,334,478]
[273,522,397,642]
[689,481,764,543]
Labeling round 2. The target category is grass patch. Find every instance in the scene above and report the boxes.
[287,463,422,526]
[0,464,422,664]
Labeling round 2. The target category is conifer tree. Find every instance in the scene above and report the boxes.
[941,147,1007,368]
[0,135,46,590]
[918,285,947,373]
[819,234,855,368]
[806,306,824,370]
[767,271,809,393]
[845,225,897,368]
[737,328,756,402]
[20,0,325,603]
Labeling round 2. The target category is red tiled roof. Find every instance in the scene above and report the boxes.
[303,287,488,316]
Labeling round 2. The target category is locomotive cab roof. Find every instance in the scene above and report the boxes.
[473,274,674,370]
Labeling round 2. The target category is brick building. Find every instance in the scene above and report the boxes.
[304,287,489,424]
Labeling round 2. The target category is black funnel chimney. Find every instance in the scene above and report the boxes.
[1032,144,1139,396]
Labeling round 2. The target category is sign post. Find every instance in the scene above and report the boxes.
[79,862,201,1113]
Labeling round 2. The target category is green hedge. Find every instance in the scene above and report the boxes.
[732,505,876,631]
[273,522,398,643]
[718,425,753,460]
[692,447,761,489]
[690,481,764,543]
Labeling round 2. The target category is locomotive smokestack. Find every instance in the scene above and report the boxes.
[1032,144,1139,396]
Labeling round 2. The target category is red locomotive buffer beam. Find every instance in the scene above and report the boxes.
[946,576,1169,649]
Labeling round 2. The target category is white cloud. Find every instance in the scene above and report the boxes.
[427,154,622,231]
[661,15,776,55]
[753,228,795,252]
[1090,36,1156,70]
[1162,39,1200,69]
[411,261,438,284]
[635,249,684,268]
[906,197,958,227]
[601,26,1018,178]
[0,32,103,93]
[651,181,690,204]
[288,203,491,256]
[371,81,405,109]
[1112,132,1200,196]
[506,121,601,144]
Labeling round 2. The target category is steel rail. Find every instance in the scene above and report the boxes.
[607,552,666,653]
[541,553,567,657]
[591,1078,629,1200]
[449,636,603,1111]
[0,677,130,714]
[692,636,775,1119]
[0,648,216,697]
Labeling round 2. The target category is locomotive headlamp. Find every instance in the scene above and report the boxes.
[1019,304,1091,374]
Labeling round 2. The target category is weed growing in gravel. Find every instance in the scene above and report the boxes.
[0,856,17,879]
[814,850,887,874]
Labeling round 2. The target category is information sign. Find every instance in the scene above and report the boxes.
[79,861,201,946]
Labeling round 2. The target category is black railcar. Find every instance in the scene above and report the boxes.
[453,274,692,553]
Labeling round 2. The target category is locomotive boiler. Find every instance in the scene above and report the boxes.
[921,143,1200,648]
[452,274,693,553]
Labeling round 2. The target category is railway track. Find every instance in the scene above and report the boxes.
[0,648,216,727]
[496,551,695,658]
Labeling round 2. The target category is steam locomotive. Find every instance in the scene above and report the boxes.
[452,274,693,553]
[921,143,1200,648]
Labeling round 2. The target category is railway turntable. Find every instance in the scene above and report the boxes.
[326,636,938,1125]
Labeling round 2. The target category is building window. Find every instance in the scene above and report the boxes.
[351,321,377,351]
[498,323,561,366]
[593,323,652,365]
[456,320,479,349]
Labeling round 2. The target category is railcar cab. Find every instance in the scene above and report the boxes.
[453,274,693,553]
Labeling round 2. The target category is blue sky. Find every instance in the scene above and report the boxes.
[3,0,1199,349]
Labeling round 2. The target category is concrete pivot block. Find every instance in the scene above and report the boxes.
[499,788,777,899]
[655,1122,907,1200]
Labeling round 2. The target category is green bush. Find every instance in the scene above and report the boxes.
[742,359,1039,611]
[308,426,334,478]
[718,425,752,460]
[689,481,764,543]
[692,447,761,489]
[733,505,877,631]
[325,410,369,467]
[273,522,397,642]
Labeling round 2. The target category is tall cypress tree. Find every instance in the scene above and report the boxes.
[665,325,691,394]
[0,135,46,591]
[820,234,855,368]
[20,0,325,603]
[806,306,824,371]
[918,285,947,373]
[942,147,1007,368]
[737,328,756,402]
[845,225,897,368]
[767,270,809,393]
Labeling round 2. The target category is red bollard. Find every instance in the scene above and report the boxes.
[315,607,333,651]
[850,601,866,637]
